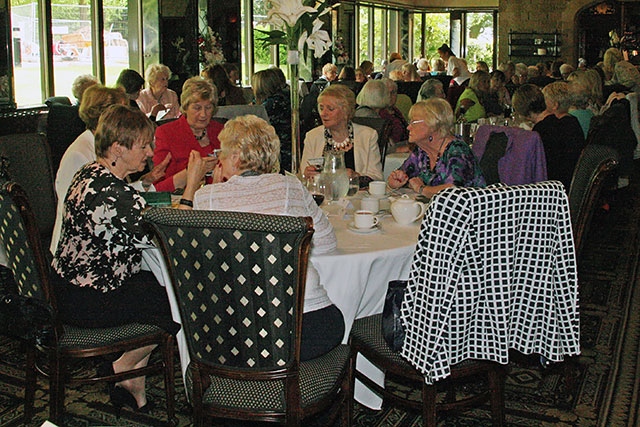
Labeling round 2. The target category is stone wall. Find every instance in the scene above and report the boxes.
[497,0,596,67]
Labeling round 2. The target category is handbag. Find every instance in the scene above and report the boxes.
[381,279,408,352]
[0,293,54,347]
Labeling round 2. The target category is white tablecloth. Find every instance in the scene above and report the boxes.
[142,195,421,409]
[383,152,410,180]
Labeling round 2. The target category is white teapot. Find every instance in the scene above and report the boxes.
[390,194,426,225]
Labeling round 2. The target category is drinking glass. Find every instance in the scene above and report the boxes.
[306,178,327,206]
[347,175,359,197]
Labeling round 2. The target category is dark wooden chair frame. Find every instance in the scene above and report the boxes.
[0,182,175,425]
[144,208,351,427]
[349,314,505,426]
[352,116,392,170]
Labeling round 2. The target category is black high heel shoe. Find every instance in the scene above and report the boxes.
[110,386,153,417]
[97,361,115,393]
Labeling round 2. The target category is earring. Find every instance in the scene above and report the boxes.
[111,157,117,167]
[428,136,433,142]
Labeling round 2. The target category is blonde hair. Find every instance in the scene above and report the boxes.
[79,85,127,131]
[180,76,218,115]
[542,81,572,114]
[356,80,390,110]
[317,84,356,120]
[144,64,171,87]
[402,63,421,82]
[603,47,623,75]
[409,98,454,139]
[218,115,280,174]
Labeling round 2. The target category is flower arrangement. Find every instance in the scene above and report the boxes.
[198,25,225,67]
[256,0,333,61]
[333,35,349,65]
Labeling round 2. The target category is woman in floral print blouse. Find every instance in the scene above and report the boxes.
[387,98,485,198]
[51,104,207,412]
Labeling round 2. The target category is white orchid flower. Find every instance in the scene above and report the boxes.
[265,0,317,28]
[304,19,332,58]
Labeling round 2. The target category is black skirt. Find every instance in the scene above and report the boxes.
[51,269,180,336]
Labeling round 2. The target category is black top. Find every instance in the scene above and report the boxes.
[533,114,585,190]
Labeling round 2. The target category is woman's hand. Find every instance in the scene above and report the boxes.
[346,168,360,179]
[140,153,171,186]
[387,169,409,189]
[150,103,167,117]
[303,165,321,179]
[408,176,425,193]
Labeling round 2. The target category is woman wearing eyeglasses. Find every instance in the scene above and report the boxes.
[387,98,486,198]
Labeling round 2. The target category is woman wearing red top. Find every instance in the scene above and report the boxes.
[153,77,222,192]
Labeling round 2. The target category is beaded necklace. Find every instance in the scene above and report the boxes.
[194,128,207,141]
[324,121,354,151]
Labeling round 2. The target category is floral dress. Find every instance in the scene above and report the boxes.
[399,139,486,188]
[52,162,151,292]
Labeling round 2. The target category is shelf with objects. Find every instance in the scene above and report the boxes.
[508,31,562,61]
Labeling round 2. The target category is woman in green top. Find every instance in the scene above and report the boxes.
[455,70,490,123]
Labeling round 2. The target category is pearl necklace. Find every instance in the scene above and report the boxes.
[324,122,354,151]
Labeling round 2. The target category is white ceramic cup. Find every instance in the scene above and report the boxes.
[354,210,379,229]
[360,196,380,213]
[369,181,387,196]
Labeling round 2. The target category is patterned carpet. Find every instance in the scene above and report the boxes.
[1,178,639,426]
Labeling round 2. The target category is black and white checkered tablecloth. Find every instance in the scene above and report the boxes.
[400,181,580,384]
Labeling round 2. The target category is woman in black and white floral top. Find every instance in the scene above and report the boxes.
[51,104,208,412]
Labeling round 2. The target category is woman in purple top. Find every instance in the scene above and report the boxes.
[387,98,485,198]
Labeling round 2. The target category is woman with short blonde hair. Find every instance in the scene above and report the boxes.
[387,98,485,197]
[178,115,345,362]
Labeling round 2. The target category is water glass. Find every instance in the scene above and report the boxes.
[347,176,359,196]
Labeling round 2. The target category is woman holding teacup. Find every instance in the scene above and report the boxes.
[387,98,486,198]
[178,115,345,361]
[301,84,383,187]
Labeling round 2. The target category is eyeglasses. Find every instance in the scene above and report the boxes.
[409,120,425,126]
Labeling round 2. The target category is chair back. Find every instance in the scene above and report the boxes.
[352,116,391,169]
[144,208,314,374]
[0,182,51,303]
[0,133,57,249]
[401,182,580,384]
[215,104,270,122]
[472,125,547,186]
[568,144,619,257]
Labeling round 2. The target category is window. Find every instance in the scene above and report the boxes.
[465,12,494,70]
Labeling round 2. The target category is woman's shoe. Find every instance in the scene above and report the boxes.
[110,386,153,417]
[97,361,115,393]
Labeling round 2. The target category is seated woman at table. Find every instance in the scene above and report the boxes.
[355,79,408,147]
[152,76,221,192]
[51,84,171,254]
[252,68,292,173]
[387,98,486,198]
[302,84,383,186]
[455,70,490,123]
[512,83,584,190]
[50,105,203,411]
[179,115,344,361]
[137,64,181,122]
[416,78,446,102]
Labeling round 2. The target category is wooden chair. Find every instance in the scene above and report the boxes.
[352,116,392,169]
[568,144,619,258]
[0,181,176,425]
[144,208,351,427]
[0,133,57,252]
[350,181,581,426]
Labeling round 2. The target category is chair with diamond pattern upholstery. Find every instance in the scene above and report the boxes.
[143,208,351,427]
[0,181,176,425]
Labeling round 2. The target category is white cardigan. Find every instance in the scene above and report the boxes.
[301,122,383,181]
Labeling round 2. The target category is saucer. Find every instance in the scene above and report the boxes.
[347,222,381,234]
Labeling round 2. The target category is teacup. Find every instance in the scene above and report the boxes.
[354,210,379,229]
[360,196,380,213]
[369,181,387,197]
